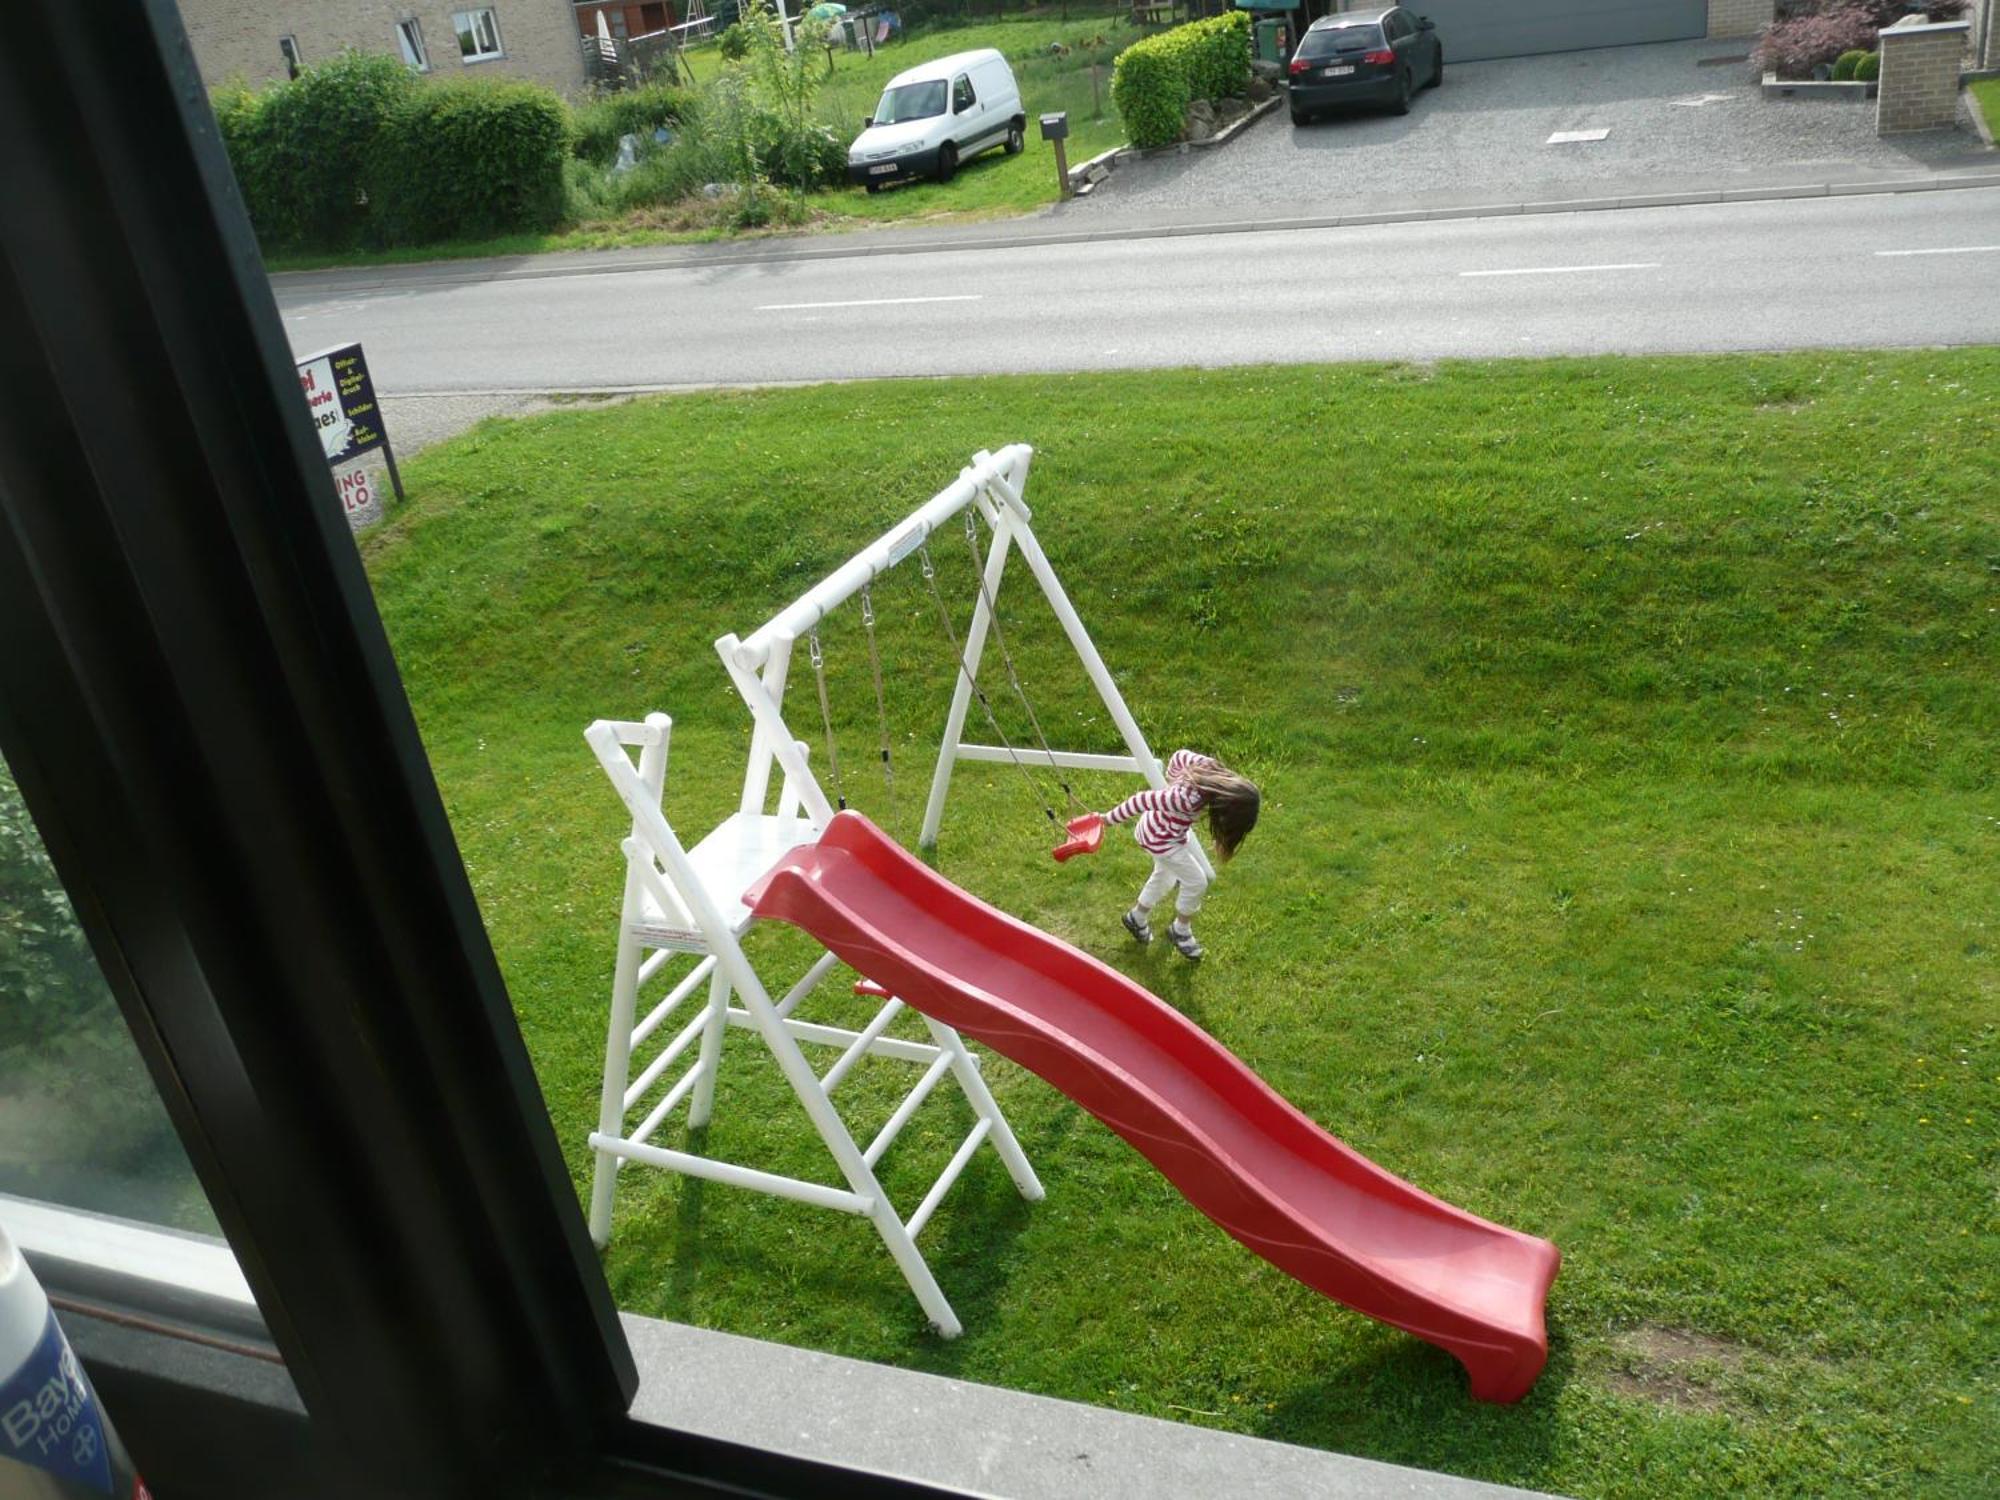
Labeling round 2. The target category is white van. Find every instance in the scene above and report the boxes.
[846,49,1025,192]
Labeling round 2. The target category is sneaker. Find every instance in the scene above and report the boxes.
[1168,923,1203,961]
[1122,909,1152,944]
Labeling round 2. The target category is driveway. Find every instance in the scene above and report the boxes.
[1079,38,1989,223]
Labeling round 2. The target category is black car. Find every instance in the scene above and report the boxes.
[1287,6,1443,125]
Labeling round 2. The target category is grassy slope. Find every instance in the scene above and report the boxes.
[1971,78,2000,144]
[362,353,1997,1499]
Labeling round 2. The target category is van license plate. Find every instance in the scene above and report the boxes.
[868,164,897,175]
[1327,65,1355,76]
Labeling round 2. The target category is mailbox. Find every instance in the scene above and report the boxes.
[1039,112,1069,142]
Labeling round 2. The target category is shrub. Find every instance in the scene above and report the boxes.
[224,51,419,248]
[1831,48,1867,79]
[1754,5,1881,77]
[366,80,573,244]
[1113,12,1248,148]
[573,82,699,164]
[1854,49,1881,81]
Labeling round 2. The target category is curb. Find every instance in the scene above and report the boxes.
[276,171,2000,290]
[1067,95,1281,194]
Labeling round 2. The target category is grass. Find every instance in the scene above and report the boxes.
[263,11,1151,273]
[1971,78,2000,146]
[359,352,1998,1499]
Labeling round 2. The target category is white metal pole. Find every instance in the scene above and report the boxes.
[717,632,835,828]
[918,510,1014,850]
[686,964,732,1129]
[588,714,672,1247]
[926,1017,1043,1201]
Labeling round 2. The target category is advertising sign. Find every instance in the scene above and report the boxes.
[295,343,403,524]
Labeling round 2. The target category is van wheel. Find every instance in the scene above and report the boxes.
[865,181,883,194]
[937,143,958,183]
[1005,120,1025,155]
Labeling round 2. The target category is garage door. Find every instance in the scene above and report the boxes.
[1403,1,1707,63]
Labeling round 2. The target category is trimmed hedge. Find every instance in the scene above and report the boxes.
[1854,49,1880,81]
[366,81,572,244]
[1112,12,1251,149]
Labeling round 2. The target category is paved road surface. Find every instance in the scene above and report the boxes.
[280,189,2000,394]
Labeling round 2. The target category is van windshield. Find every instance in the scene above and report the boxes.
[874,80,947,125]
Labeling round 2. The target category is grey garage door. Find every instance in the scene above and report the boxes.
[1405,1,1707,63]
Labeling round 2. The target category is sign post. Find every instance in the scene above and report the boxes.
[296,343,403,529]
[1040,112,1071,200]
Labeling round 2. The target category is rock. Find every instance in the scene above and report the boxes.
[701,182,728,199]
[1186,116,1216,143]
[1188,99,1217,126]
[1248,76,1275,103]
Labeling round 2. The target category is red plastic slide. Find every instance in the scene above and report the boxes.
[744,812,1561,1402]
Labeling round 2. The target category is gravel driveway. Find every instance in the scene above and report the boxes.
[1079,38,1988,223]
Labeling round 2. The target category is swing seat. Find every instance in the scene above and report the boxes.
[1052,813,1104,863]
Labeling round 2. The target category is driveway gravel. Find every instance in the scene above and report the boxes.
[1076,39,1989,224]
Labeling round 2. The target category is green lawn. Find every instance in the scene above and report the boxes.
[361,353,1997,1499]
[1971,78,2000,145]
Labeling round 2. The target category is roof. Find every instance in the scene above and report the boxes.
[884,48,1006,89]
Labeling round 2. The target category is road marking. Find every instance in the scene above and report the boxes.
[1547,128,1610,144]
[1873,245,2000,258]
[756,294,984,311]
[1459,262,1661,278]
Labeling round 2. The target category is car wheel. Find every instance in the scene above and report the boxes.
[1290,105,1309,126]
[1430,48,1444,88]
[937,143,958,184]
[1005,121,1025,155]
[1392,69,1412,115]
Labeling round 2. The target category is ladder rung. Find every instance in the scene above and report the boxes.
[907,1119,993,1242]
[821,999,906,1095]
[864,1053,953,1168]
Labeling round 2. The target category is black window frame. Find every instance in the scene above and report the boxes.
[0,3,969,1496]
[952,72,975,113]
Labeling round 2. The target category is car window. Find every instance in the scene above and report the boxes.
[952,74,976,113]
[1384,12,1409,41]
[874,80,947,125]
[1299,24,1381,58]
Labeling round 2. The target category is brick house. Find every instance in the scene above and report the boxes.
[573,2,680,42]
[178,1,587,95]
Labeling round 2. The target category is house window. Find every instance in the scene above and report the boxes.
[278,34,302,78]
[395,17,431,71]
[453,7,504,62]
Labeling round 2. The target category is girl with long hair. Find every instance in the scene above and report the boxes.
[1099,750,1260,961]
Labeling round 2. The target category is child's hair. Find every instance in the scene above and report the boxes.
[1189,763,1260,863]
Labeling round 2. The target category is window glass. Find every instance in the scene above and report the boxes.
[1300,25,1379,58]
[0,757,215,1234]
[874,80,945,123]
[396,19,430,71]
[952,74,975,112]
[454,8,504,62]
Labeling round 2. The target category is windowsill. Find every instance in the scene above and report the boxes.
[13,1196,1550,1498]
[461,53,507,65]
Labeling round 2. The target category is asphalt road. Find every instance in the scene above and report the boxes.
[279,188,2000,394]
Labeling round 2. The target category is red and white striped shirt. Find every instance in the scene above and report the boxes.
[1105,750,1219,854]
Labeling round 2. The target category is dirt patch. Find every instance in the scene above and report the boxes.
[1755,398,1816,413]
[1603,1325,1753,1413]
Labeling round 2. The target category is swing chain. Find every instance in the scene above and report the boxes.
[860,583,895,817]
[807,625,846,812]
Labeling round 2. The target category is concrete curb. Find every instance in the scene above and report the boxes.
[1761,69,1877,101]
[1067,95,1282,193]
[276,170,2000,291]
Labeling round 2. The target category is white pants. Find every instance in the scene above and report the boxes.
[1135,839,1208,920]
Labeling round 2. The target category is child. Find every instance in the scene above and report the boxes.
[1100,750,1260,961]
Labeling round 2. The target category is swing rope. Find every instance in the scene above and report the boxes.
[916,542,1062,832]
[806,626,847,812]
[960,510,1088,815]
[859,583,895,818]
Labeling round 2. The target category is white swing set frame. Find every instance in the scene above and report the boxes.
[584,444,1204,1333]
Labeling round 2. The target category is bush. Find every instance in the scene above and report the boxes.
[366,80,573,244]
[573,82,700,164]
[1754,5,1881,76]
[1854,49,1881,81]
[1831,47,1867,79]
[217,52,417,248]
[1112,12,1250,148]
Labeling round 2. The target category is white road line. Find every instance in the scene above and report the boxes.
[756,294,985,311]
[1873,245,2000,257]
[1459,262,1661,278]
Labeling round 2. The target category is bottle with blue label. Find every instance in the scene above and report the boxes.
[0,1224,149,1499]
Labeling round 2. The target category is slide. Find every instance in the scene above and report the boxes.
[745,813,1561,1403]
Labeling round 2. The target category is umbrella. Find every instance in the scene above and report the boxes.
[807,2,847,18]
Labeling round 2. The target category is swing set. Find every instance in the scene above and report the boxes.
[584,444,1187,1333]
[581,445,1560,1398]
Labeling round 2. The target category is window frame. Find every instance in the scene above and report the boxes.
[454,6,506,63]
[951,72,975,113]
[396,16,432,71]
[278,32,302,77]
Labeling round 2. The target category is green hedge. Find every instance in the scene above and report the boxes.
[1854,50,1881,82]
[367,81,572,244]
[1112,12,1251,149]
[211,53,572,251]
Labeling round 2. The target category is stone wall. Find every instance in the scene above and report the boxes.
[180,1,586,97]
[1877,16,1969,134]
[1707,0,1774,42]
